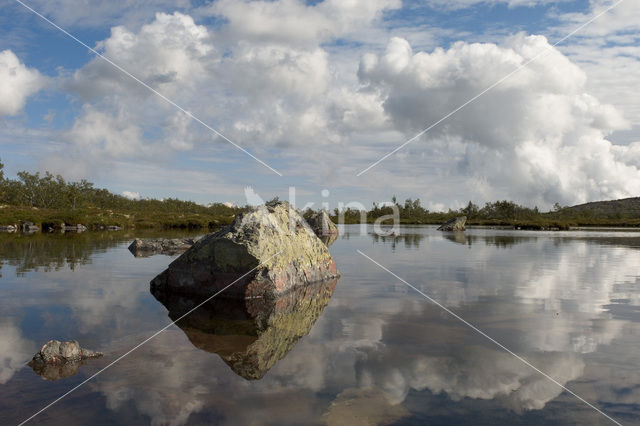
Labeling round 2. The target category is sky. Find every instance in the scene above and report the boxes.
[0,0,639,211]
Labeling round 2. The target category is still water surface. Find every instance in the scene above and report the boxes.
[1,226,639,425]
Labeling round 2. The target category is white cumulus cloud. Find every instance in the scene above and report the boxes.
[358,34,640,206]
[205,0,401,46]
[0,50,45,116]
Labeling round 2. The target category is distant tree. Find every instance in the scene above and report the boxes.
[265,196,280,205]
[16,171,67,208]
[461,201,479,217]
[67,179,93,209]
[0,158,6,204]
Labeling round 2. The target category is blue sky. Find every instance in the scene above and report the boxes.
[1,0,639,210]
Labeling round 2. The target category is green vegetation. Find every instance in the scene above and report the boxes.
[1,159,638,231]
[0,159,244,230]
[329,197,640,229]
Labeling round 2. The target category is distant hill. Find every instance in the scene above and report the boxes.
[563,197,640,219]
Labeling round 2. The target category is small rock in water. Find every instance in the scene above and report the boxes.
[128,238,196,257]
[437,216,467,231]
[28,340,103,381]
[306,210,339,237]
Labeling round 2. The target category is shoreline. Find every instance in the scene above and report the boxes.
[3,221,640,235]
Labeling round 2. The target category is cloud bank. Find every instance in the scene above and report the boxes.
[358,34,640,206]
[5,0,640,207]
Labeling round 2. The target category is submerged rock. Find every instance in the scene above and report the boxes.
[151,201,339,299]
[20,221,39,233]
[62,223,87,232]
[306,210,339,237]
[128,238,196,257]
[0,224,17,233]
[437,216,467,231]
[152,278,337,380]
[28,340,103,381]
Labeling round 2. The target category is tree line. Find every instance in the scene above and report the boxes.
[0,158,243,229]
[1,158,637,229]
[330,196,639,228]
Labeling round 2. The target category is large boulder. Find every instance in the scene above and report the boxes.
[437,216,467,231]
[306,210,339,236]
[150,201,339,299]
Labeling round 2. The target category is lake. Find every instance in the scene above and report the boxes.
[1,225,639,425]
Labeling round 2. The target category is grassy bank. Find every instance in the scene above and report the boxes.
[332,214,640,230]
[0,204,240,230]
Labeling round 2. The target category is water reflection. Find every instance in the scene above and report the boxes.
[0,320,36,385]
[152,279,338,380]
[0,230,202,276]
[319,233,338,247]
[1,227,640,425]
[354,305,586,412]
[29,358,89,381]
[369,232,424,249]
[442,231,468,245]
[0,232,123,275]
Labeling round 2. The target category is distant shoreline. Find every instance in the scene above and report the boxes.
[2,207,640,234]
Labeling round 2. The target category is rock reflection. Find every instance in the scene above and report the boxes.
[29,360,86,381]
[319,233,338,247]
[370,233,424,249]
[151,278,338,380]
[442,231,468,245]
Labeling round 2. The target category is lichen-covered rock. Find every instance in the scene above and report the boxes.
[30,340,102,364]
[152,278,337,380]
[150,201,339,299]
[128,238,196,257]
[306,210,339,236]
[28,340,102,380]
[437,216,467,231]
